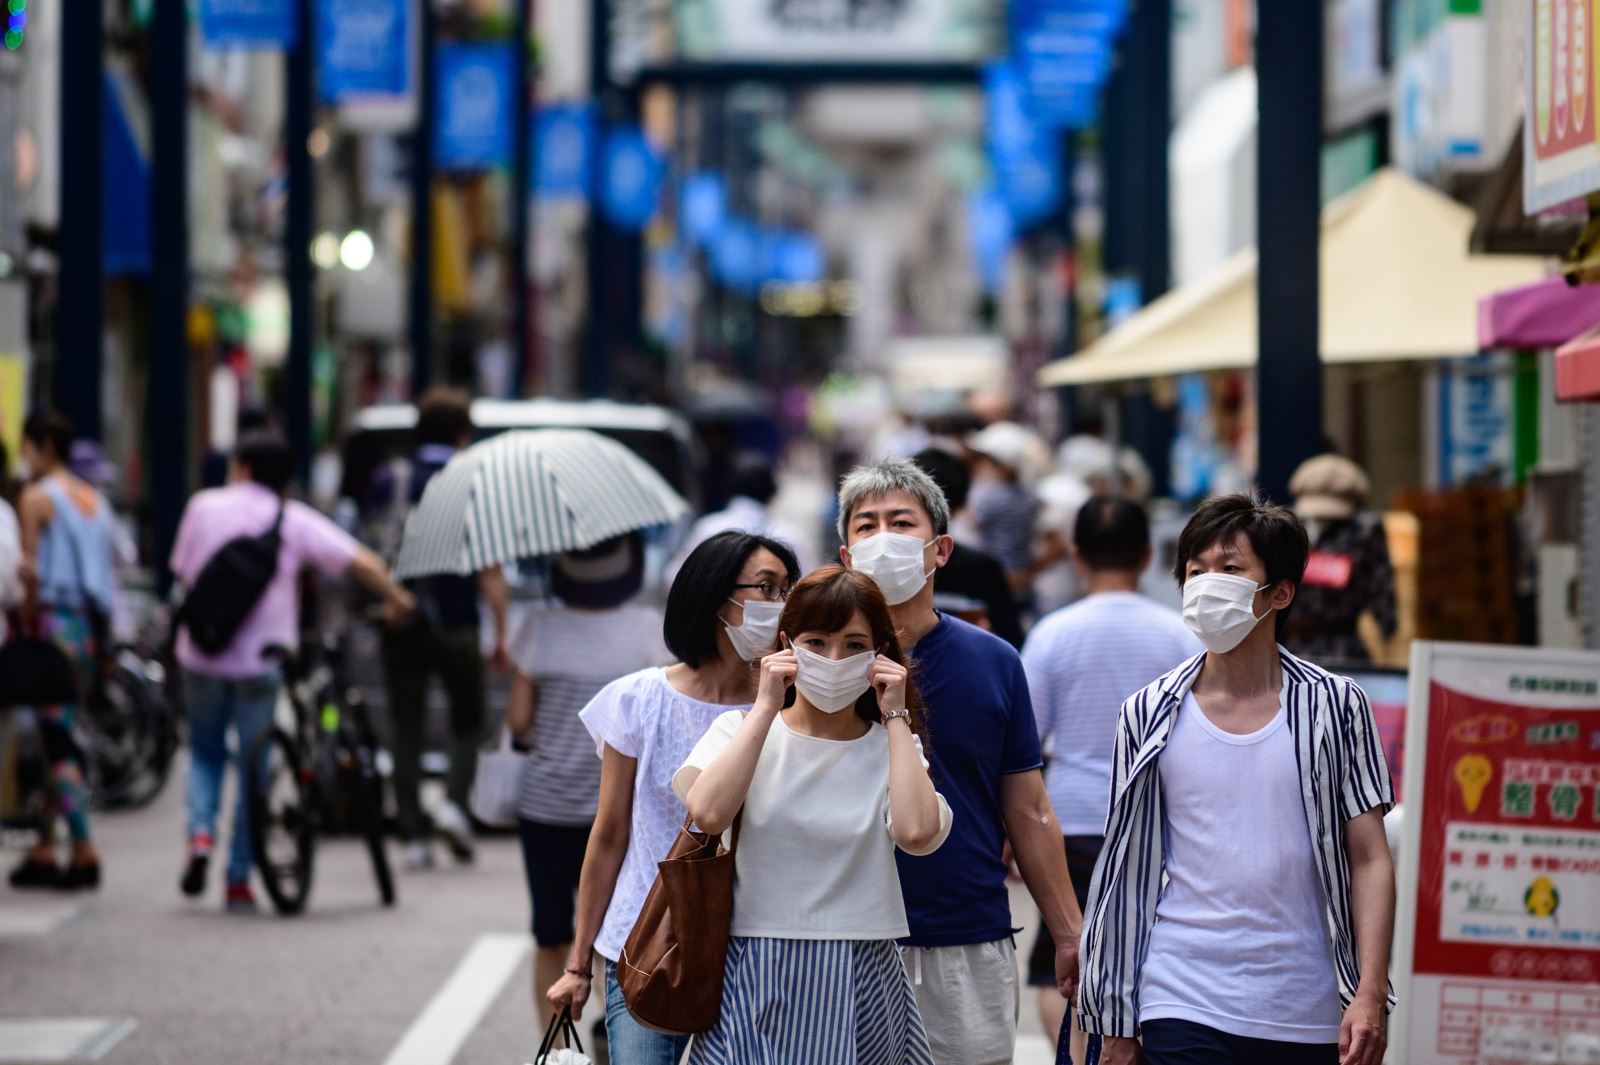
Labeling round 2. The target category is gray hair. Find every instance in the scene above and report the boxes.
[836,458,952,542]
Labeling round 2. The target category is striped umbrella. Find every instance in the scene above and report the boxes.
[393,429,690,579]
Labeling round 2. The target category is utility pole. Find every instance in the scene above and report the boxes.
[582,0,610,397]
[285,0,315,485]
[410,0,438,397]
[511,0,533,397]
[149,0,189,588]
[1255,1,1323,502]
[55,0,103,438]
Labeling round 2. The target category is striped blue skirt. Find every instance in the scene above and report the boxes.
[688,936,936,1065]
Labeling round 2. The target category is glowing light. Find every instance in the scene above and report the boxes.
[338,230,374,272]
[309,232,340,269]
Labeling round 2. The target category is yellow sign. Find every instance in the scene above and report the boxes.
[0,354,26,474]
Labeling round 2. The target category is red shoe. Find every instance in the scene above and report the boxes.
[224,881,258,914]
[180,832,213,898]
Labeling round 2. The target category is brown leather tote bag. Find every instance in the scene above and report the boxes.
[615,811,741,1035]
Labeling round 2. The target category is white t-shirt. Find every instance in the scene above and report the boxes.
[1022,592,1200,836]
[674,710,953,941]
[512,603,670,826]
[579,668,742,962]
[1138,692,1341,1044]
[0,499,21,644]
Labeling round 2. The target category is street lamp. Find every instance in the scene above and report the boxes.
[339,230,375,272]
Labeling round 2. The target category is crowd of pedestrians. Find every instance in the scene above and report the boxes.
[0,394,1398,1065]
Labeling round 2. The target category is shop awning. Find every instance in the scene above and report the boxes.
[1478,277,1600,349]
[1039,169,1549,387]
[1556,326,1600,401]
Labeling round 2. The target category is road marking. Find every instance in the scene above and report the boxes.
[380,932,530,1065]
[0,1017,137,1063]
[0,900,85,938]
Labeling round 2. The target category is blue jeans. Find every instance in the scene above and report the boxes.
[183,669,281,886]
[604,961,690,1065]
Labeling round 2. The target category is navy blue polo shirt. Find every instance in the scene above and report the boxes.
[899,613,1044,947]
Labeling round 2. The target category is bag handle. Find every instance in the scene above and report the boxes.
[534,1006,584,1061]
[679,807,743,857]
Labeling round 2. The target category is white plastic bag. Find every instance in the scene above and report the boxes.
[469,728,522,828]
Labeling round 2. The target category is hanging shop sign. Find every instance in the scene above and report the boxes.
[1393,0,1503,181]
[199,0,296,48]
[678,0,994,62]
[984,63,1062,227]
[968,187,1015,295]
[435,43,513,172]
[534,104,594,200]
[1009,0,1122,131]
[1525,0,1600,212]
[680,173,727,248]
[600,127,666,231]
[712,218,760,294]
[319,0,411,103]
[1438,356,1513,487]
[1393,641,1600,1065]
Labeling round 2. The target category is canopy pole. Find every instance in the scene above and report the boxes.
[1255,1,1324,503]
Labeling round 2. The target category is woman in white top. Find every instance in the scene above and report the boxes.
[675,566,953,1064]
[546,530,801,1065]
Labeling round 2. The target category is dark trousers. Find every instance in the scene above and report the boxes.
[380,622,485,840]
[1141,1019,1338,1065]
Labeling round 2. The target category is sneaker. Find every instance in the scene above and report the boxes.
[8,857,63,890]
[224,881,258,914]
[180,832,213,898]
[432,800,475,864]
[402,840,435,870]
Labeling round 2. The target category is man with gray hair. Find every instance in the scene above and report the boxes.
[837,458,1082,1065]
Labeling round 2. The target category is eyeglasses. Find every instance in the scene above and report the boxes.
[732,582,790,602]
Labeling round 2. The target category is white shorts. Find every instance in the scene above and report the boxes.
[900,939,1020,1065]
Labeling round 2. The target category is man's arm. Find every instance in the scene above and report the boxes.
[346,546,414,620]
[1340,807,1394,1065]
[478,565,509,672]
[1002,769,1081,999]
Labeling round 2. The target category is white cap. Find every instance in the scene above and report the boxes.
[967,421,1040,475]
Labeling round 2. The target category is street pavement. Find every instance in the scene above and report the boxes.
[1,767,1055,1065]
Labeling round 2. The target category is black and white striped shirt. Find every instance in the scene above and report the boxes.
[1076,648,1397,1039]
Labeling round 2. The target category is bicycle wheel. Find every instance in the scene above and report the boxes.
[85,662,176,810]
[247,728,315,916]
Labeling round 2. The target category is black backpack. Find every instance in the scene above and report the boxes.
[176,507,285,655]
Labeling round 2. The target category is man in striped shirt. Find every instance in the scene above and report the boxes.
[1078,494,1395,1065]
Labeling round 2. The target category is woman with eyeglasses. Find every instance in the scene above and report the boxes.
[546,530,801,1065]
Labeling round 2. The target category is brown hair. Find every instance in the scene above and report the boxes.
[777,565,929,744]
[415,386,474,446]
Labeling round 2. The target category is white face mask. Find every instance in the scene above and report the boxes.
[793,645,875,713]
[722,597,783,662]
[1182,572,1271,655]
[849,531,935,606]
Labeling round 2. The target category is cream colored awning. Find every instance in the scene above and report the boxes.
[1038,169,1551,387]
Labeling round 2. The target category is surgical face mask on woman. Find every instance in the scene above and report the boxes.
[1182,572,1272,655]
[848,531,935,606]
[792,645,876,713]
[722,597,783,661]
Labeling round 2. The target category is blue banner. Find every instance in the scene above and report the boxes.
[435,43,513,172]
[103,76,149,276]
[984,63,1062,225]
[680,173,726,247]
[601,127,666,231]
[533,104,594,200]
[199,0,296,48]
[713,219,760,294]
[776,233,824,285]
[319,0,410,103]
[968,188,1013,294]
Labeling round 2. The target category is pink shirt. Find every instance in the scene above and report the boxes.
[171,481,360,679]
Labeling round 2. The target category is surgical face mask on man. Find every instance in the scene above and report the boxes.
[792,645,876,713]
[1182,572,1272,655]
[848,531,935,606]
[722,597,783,662]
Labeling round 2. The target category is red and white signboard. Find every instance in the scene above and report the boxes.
[1394,642,1600,1064]
[1525,0,1600,213]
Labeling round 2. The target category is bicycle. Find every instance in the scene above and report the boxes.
[84,640,181,811]
[245,633,395,916]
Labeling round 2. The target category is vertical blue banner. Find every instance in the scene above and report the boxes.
[533,104,594,200]
[435,43,513,171]
[601,127,666,231]
[199,0,297,48]
[319,0,411,102]
[984,63,1062,226]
